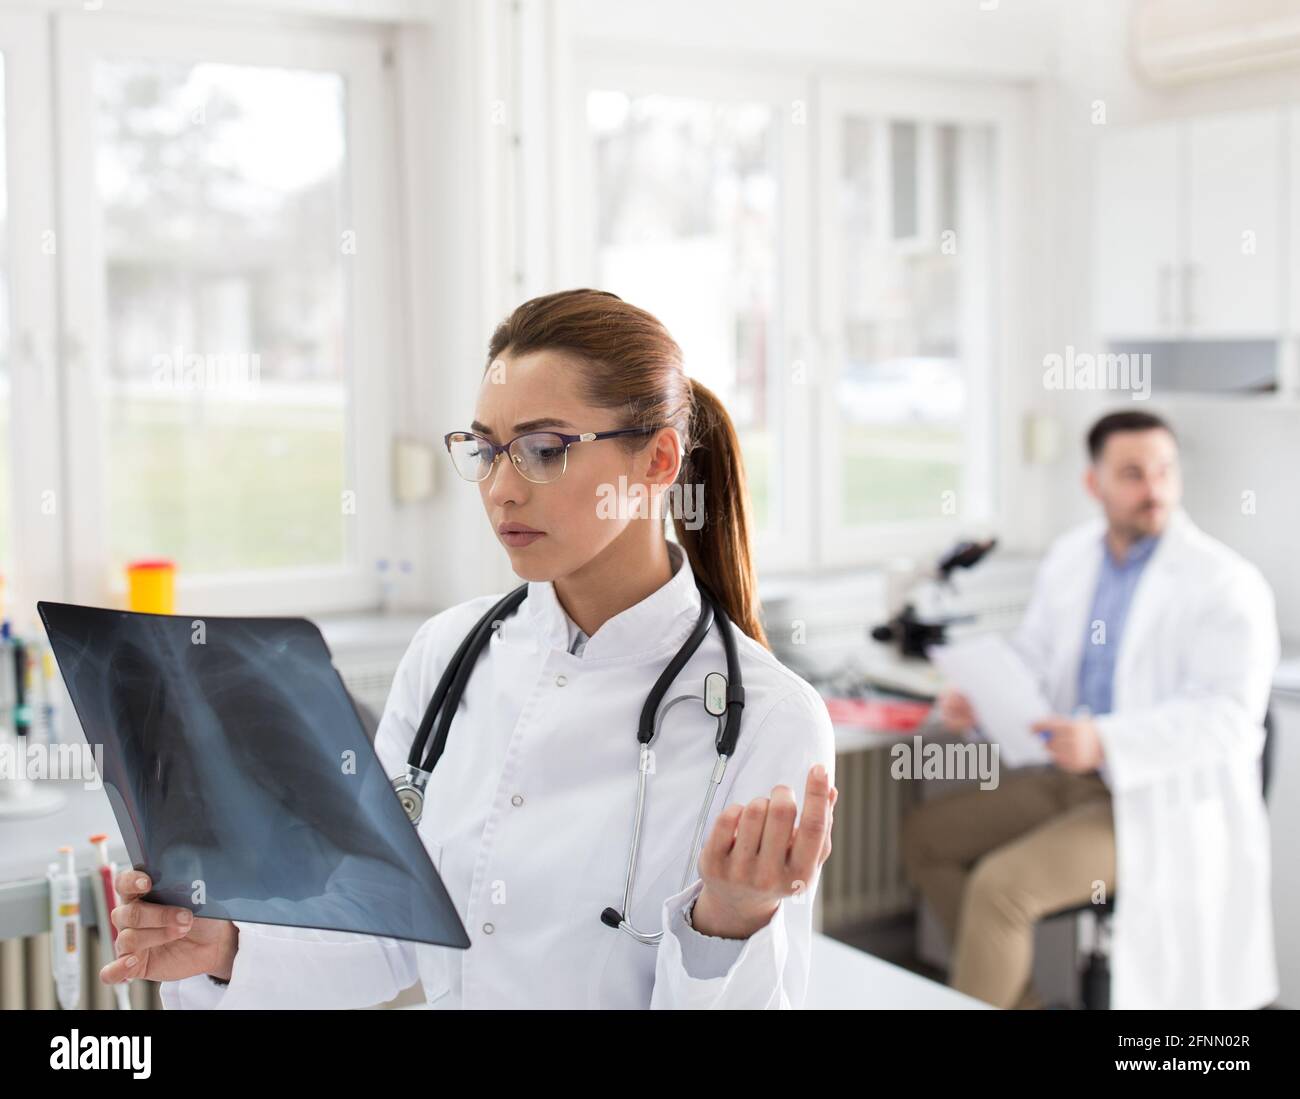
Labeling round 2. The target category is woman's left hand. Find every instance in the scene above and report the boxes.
[690,764,837,939]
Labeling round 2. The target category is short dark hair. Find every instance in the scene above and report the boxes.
[1086,411,1176,461]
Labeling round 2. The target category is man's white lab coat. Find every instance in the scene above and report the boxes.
[159,541,835,1009]
[1010,509,1278,1009]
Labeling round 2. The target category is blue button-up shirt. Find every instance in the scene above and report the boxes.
[1076,533,1160,716]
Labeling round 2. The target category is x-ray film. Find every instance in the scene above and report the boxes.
[37,601,470,950]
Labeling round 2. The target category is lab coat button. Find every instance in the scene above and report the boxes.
[555,674,567,686]
[511,794,524,807]
[482,922,495,934]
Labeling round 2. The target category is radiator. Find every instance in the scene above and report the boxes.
[322,612,432,732]
[818,745,918,930]
[336,659,402,722]
[0,928,160,1010]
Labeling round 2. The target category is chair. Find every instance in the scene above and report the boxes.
[1043,706,1275,1009]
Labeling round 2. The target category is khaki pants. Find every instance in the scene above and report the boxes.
[899,767,1115,1009]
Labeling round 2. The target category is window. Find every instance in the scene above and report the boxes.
[820,77,1008,563]
[836,117,993,526]
[587,90,781,532]
[55,14,395,611]
[575,64,1014,572]
[94,60,349,575]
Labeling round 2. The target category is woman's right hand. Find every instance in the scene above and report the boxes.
[936,688,977,736]
[99,871,239,985]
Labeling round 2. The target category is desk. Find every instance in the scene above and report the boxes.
[806,933,989,1009]
[391,933,987,1010]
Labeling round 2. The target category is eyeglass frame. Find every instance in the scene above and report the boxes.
[442,426,664,484]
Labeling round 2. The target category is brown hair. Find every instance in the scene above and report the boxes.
[484,288,769,650]
[1086,410,1176,461]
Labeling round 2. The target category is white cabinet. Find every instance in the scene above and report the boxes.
[1093,108,1284,340]
[1185,110,1283,337]
[1093,121,1179,339]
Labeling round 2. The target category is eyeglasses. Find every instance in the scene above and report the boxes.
[443,427,661,485]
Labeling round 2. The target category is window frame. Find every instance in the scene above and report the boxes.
[54,10,399,614]
[815,73,1024,567]
[561,55,1028,575]
[0,9,61,623]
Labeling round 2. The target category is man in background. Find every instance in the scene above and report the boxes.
[901,410,1278,1010]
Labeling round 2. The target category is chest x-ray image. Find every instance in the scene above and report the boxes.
[37,601,469,949]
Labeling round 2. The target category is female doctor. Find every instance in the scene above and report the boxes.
[100,288,838,1009]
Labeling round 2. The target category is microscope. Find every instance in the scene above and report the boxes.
[870,538,998,659]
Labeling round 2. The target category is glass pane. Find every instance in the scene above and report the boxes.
[94,60,349,577]
[588,91,778,530]
[890,121,918,240]
[838,118,993,525]
[937,124,959,236]
[0,54,10,581]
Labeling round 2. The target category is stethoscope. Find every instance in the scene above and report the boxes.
[391,576,745,945]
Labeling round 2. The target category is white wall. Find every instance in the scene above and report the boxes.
[390,1,530,610]
[571,0,1060,79]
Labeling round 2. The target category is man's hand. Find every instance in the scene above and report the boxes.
[936,688,976,736]
[690,764,837,939]
[1033,715,1105,773]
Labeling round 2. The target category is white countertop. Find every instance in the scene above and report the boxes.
[392,932,988,1010]
[0,779,129,885]
[805,932,990,1009]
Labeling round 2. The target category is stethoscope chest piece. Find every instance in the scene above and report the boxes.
[392,767,431,825]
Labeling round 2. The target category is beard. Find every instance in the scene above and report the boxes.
[1122,502,1166,537]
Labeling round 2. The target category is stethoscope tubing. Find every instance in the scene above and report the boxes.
[397,576,745,947]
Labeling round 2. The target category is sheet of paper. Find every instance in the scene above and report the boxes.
[927,634,1052,767]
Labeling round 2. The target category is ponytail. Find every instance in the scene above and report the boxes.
[672,377,769,650]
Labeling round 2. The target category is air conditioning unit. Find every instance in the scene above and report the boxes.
[1133,0,1300,85]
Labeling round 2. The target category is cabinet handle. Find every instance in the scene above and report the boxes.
[1182,263,1198,330]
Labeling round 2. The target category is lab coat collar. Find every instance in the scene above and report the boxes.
[1110,508,1194,673]
[524,540,702,661]
[1137,506,1194,577]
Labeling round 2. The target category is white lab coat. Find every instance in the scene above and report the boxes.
[1009,508,1278,1009]
[159,540,835,1009]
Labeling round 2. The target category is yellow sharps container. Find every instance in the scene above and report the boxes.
[126,559,176,614]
